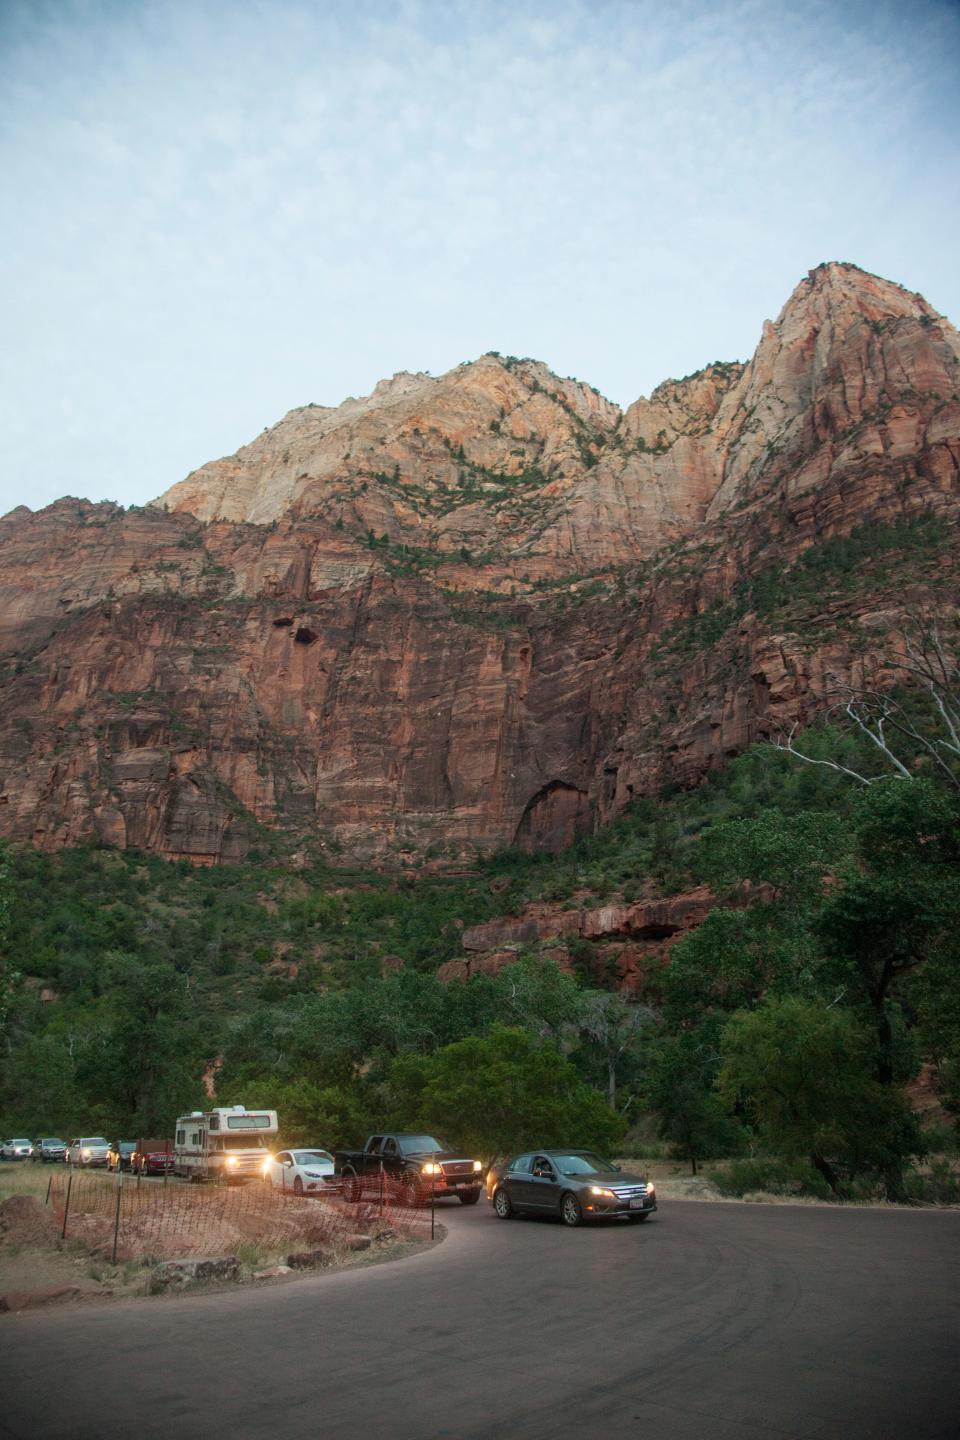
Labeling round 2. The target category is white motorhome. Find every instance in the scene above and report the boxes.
[174,1106,278,1183]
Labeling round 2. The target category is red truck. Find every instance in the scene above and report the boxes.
[132,1138,175,1177]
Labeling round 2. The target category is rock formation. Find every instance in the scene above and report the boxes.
[1,263,958,862]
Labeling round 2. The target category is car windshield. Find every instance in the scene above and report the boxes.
[118,1143,136,1154]
[82,1138,109,1147]
[11,1139,31,1146]
[43,1139,65,1145]
[553,1153,615,1175]
[294,1150,333,1166]
[399,1136,446,1155]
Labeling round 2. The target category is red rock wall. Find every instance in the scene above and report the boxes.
[1,264,958,862]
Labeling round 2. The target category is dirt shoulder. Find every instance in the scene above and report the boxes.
[0,1167,443,1313]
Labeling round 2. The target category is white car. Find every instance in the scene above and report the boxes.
[66,1137,111,1167]
[263,1148,340,1197]
[0,1139,33,1161]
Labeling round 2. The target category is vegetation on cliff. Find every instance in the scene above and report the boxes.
[1,689,958,1198]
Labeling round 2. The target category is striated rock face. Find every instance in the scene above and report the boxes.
[1,263,958,862]
[439,887,728,992]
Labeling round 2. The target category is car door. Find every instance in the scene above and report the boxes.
[527,1154,562,1212]
[273,1151,293,1189]
[502,1154,534,1208]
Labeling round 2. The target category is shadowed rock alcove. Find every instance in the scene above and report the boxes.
[514,781,593,853]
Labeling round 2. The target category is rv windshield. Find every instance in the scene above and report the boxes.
[222,1135,268,1150]
[225,1114,272,1129]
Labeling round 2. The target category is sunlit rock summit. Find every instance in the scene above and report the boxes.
[1,263,958,862]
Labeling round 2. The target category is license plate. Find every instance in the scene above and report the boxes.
[630,1198,645,1209]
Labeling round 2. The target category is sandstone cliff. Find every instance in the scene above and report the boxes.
[1,263,957,862]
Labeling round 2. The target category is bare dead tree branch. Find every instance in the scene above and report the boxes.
[772,610,960,789]
[772,722,885,787]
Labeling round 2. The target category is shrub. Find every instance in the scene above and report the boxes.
[711,1157,833,1200]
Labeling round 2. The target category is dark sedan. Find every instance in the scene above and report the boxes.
[486,1149,657,1227]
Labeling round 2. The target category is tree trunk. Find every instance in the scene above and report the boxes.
[811,1152,841,1197]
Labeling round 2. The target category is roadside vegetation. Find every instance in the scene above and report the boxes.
[1,628,958,1206]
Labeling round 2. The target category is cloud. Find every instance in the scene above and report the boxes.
[1,0,958,512]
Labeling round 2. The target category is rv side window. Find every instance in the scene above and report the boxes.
[177,1130,184,1145]
[191,1132,200,1145]
[209,1116,220,1131]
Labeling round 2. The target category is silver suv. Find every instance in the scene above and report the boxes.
[0,1139,33,1161]
[66,1137,110,1167]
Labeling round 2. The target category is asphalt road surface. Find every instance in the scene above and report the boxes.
[1,1198,957,1440]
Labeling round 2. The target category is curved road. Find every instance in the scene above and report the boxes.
[1,1199,957,1439]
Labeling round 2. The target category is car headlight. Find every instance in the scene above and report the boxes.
[81,1149,90,1159]
[226,1156,238,1168]
[472,1160,483,1172]
[589,1186,616,1198]
[645,1183,655,1197]
[421,1162,442,1175]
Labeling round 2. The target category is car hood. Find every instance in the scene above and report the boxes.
[560,1169,650,1187]
[403,1151,477,1165]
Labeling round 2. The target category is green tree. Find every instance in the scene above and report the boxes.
[388,1023,625,1162]
[717,996,919,1197]
[0,842,18,1045]
[644,1031,743,1174]
[95,954,205,1133]
[1,1033,78,1134]
[573,991,654,1110]
[219,1075,376,1150]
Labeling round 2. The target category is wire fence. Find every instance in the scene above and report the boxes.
[45,1169,435,1263]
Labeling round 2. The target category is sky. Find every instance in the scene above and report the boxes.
[1,0,958,515]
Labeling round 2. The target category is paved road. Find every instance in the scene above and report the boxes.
[1,1199,957,1439]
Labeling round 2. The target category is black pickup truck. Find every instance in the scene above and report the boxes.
[335,1133,484,1205]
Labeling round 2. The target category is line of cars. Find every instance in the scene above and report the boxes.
[0,1136,175,1175]
[277,1132,658,1228]
[4,1127,659,1228]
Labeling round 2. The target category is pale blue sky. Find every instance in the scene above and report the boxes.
[2,0,958,515]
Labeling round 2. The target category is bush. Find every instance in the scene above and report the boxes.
[902,1159,960,1207]
[711,1157,833,1200]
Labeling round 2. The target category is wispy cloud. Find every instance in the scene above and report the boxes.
[1,0,958,511]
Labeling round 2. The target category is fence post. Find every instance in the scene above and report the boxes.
[112,1178,123,1265]
[379,1160,384,1217]
[44,1175,52,1206]
[431,1151,436,1240]
[61,1172,73,1240]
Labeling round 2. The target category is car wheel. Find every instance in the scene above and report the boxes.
[293,1176,304,1197]
[458,1190,481,1206]
[493,1187,513,1219]
[560,1192,583,1227]
[341,1169,360,1203]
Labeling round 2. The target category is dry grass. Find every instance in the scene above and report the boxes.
[0,1162,59,1205]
